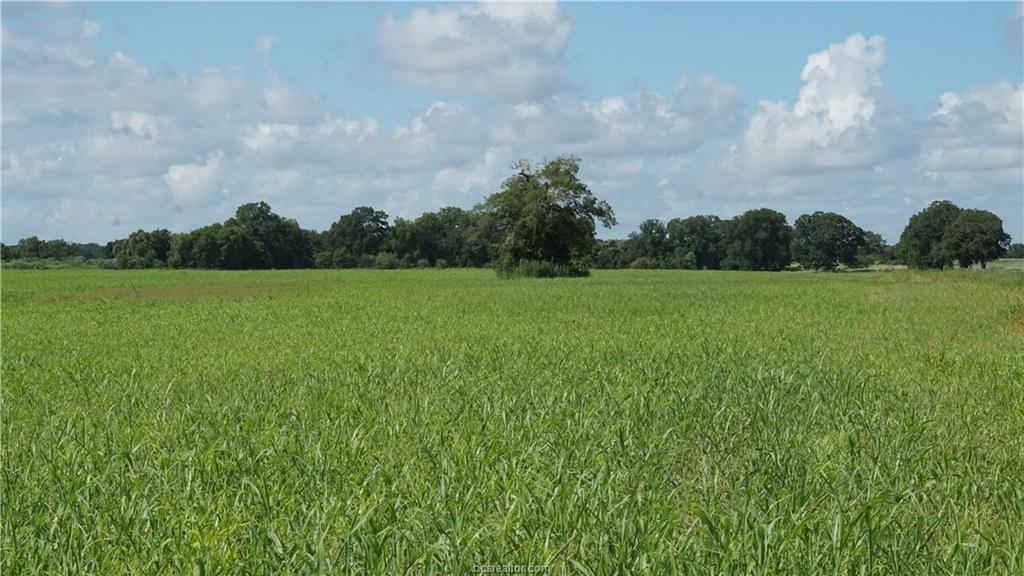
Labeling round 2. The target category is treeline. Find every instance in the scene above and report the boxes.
[1,237,107,260]
[2,159,1017,273]
[5,201,1013,272]
[592,210,892,271]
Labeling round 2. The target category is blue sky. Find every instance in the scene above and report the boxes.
[82,3,1020,125]
[3,2,1022,243]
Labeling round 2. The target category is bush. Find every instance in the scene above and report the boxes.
[1,257,118,270]
[314,251,333,269]
[415,258,430,268]
[373,252,401,269]
[629,257,657,269]
[496,259,589,279]
[435,258,449,269]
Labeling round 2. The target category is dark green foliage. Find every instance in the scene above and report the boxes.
[628,256,658,269]
[2,237,108,261]
[324,206,390,263]
[217,224,265,270]
[389,207,476,267]
[495,259,589,278]
[935,209,1010,269]
[225,202,312,269]
[165,203,312,270]
[791,211,866,270]
[373,252,401,269]
[856,230,892,267]
[112,228,172,268]
[897,200,962,269]
[720,208,793,271]
[898,201,1011,270]
[5,177,1012,274]
[666,215,723,269]
[483,157,616,276]
[591,239,633,269]
[627,219,669,263]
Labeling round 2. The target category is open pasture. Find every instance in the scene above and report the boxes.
[3,269,1023,574]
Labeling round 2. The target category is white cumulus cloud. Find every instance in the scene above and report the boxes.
[163,151,225,205]
[375,2,572,102]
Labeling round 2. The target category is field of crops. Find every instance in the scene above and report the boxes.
[3,269,1023,574]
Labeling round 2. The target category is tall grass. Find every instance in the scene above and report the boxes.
[2,269,1022,573]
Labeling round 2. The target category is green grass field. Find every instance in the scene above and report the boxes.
[3,269,1023,574]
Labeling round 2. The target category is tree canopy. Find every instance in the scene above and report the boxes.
[3,174,1014,275]
[935,209,1010,269]
[791,211,866,270]
[898,200,962,269]
[720,208,793,271]
[897,201,1009,269]
[481,156,616,273]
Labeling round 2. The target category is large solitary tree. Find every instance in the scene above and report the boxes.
[481,156,616,273]
[791,211,866,270]
[935,209,1010,269]
[897,200,961,269]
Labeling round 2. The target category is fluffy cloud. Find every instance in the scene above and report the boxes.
[1,5,1020,245]
[923,80,1023,173]
[740,34,910,173]
[110,110,165,139]
[375,2,572,101]
[163,152,225,205]
[655,34,1021,240]
[489,75,743,157]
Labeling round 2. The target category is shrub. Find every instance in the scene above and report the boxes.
[629,257,657,269]
[496,259,589,279]
[374,252,401,270]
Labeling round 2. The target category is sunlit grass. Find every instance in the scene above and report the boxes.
[3,269,1023,574]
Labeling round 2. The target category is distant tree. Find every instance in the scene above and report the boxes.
[14,236,44,259]
[1007,243,1024,258]
[168,233,193,268]
[856,230,891,267]
[73,243,107,259]
[224,202,312,268]
[935,209,1010,269]
[629,256,658,269]
[791,211,866,270]
[627,219,669,264]
[897,200,961,269]
[665,249,697,270]
[114,229,171,268]
[191,224,224,268]
[39,239,72,259]
[592,239,632,269]
[666,215,723,269]
[388,218,419,265]
[373,251,401,269]
[324,207,390,265]
[218,225,265,269]
[464,208,503,267]
[481,156,616,275]
[720,208,792,271]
